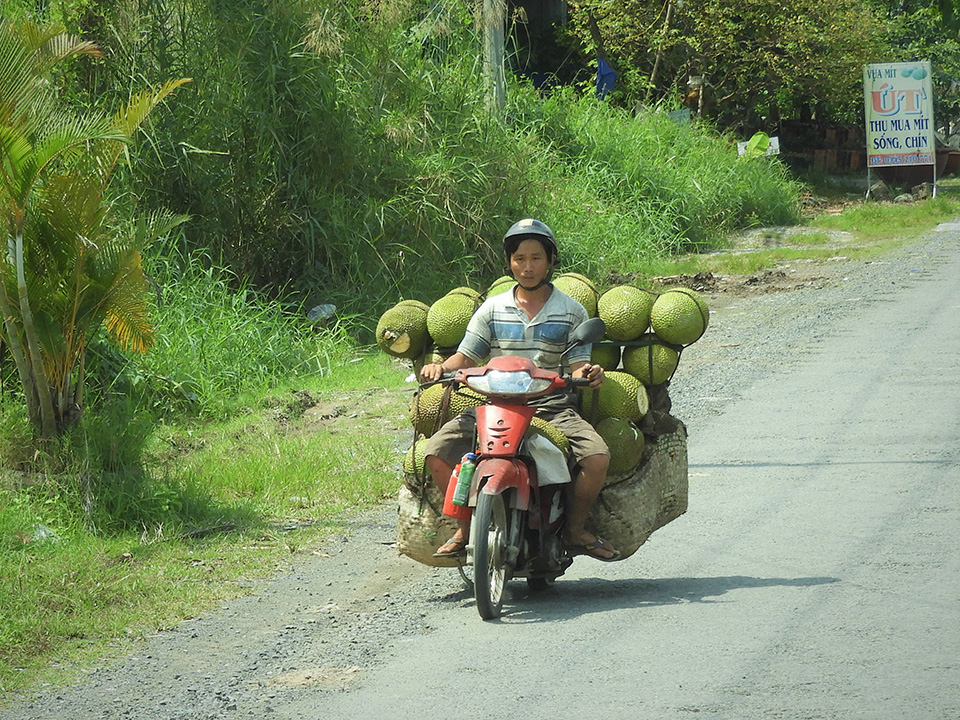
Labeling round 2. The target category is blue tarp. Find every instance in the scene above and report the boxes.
[596,56,617,99]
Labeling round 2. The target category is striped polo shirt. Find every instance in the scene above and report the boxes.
[458,285,592,410]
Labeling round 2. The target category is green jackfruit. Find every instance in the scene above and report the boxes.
[579,370,649,423]
[376,300,430,359]
[650,288,709,346]
[590,343,621,371]
[553,272,599,317]
[598,285,655,341]
[427,288,481,349]
[596,417,645,474]
[486,276,515,298]
[410,383,484,437]
[529,416,571,457]
[403,437,429,477]
[622,335,680,386]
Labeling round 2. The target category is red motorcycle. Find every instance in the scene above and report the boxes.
[442,318,605,619]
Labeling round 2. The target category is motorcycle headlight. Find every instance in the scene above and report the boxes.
[465,369,553,396]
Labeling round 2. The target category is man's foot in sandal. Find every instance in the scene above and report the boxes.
[433,536,467,558]
[564,533,621,562]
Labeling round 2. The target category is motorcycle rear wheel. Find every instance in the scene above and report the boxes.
[473,491,509,620]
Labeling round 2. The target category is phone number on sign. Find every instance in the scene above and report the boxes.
[868,153,934,166]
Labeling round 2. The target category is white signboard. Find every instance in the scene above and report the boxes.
[737,136,780,157]
[863,61,934,167]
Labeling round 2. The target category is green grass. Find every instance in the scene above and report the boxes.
[155,356,411,522]
[127,245,357,418]
[808,194,960,241]
[0,503,298,691]
[0,241,415,697]
[5,3,805,325]
[511,91,802,280]
[623,191,960,281]
[0,351,410,696]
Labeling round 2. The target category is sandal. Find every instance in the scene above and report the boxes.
[566,535,621,562]
[433,537,467,558]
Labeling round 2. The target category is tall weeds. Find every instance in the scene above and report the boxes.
[10,0,799,325]
[131,242,354,417]
[508,90,801,275]
[2,0,802,418]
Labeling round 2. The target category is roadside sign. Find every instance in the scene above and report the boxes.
[863,61,936,198]
[863,61,934,168]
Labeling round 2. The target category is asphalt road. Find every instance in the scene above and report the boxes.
[4,225,959,720]
[299,228,960,719]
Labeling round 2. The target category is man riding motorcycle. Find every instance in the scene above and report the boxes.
[419,218,621,562]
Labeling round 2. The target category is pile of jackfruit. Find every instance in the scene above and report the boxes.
[380,272,709,478]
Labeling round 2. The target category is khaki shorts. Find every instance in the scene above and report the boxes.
[424,407,609,468]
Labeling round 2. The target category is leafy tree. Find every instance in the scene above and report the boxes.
[869,0,960,33]
[869,0,960,130]
[566,0,887,128]
[0,19,188,440]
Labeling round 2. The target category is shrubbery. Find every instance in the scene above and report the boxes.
[5,0,800,324]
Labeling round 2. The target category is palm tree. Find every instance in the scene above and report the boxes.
[0,19,189,440]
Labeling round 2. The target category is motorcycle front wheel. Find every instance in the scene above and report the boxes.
[472,491,509,620]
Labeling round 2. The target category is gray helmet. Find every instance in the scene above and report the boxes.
[502,218,558,264]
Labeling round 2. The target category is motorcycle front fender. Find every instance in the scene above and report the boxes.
[474,458,531,511]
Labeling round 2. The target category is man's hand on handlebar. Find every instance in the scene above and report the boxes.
[419,352,475,384]
[572,362,605,389]
[419,363,445,383]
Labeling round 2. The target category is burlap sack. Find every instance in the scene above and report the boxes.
[396,479,461,568]
[585,421,688,560]
[397,420,688,566]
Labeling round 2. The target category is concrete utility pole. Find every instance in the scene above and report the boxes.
[482,0,507,113]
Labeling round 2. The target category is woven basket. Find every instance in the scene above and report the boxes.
[397,420,688,566]
[396,479,461,568]
[585,421,688,560]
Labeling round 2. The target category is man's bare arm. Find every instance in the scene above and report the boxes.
[419,352,476,382]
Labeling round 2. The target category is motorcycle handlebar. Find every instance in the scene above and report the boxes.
[419,371,595,391]
[418,372,457,388]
